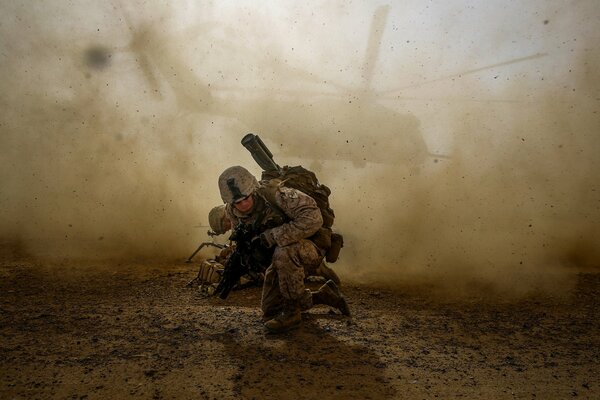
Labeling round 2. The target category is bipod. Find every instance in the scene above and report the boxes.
[185,230,226,263]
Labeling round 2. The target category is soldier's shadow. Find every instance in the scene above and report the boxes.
[216,314,397,400]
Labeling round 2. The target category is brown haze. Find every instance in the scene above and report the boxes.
[1,1,598,295]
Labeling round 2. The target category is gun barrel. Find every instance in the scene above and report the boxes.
[241,133,281,172]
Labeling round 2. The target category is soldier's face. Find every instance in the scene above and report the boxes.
[233,194,254,213]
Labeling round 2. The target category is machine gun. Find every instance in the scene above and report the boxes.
[214,222,273,299]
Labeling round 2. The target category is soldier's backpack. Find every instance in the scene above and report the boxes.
[261,165,343,262]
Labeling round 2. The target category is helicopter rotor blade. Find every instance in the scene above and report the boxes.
[361,5,390,92]
[116,1,163,98]
[381,52,548,95]
[135,52,163,98]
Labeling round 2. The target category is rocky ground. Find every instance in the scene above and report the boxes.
[1,253,598,399]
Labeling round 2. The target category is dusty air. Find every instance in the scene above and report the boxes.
[0,1,598,399]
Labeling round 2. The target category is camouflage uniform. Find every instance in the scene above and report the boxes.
[225,184,324,316]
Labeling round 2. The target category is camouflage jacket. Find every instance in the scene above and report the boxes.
[225,183,323,248]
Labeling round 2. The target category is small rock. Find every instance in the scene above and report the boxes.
[144,370,157,378]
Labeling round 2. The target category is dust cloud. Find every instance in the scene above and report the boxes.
[0,1,231,260]
[0,1,598,295]
[331,1,600,296]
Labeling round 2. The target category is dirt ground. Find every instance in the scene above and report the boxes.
[1,250,598,400]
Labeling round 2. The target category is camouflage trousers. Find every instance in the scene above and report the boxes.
[261,239,323,316]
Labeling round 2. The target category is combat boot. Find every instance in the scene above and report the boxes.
[261,306,282,322]
[312,280,351,316]
[264,301,301,333]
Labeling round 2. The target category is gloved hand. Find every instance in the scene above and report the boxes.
[252,230,275,248]
[249,231,275,266]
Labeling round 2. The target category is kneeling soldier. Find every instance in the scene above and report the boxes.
[218,166,350,333]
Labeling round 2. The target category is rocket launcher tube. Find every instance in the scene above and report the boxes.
[241,133,281,173]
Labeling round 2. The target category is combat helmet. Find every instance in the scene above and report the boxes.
[218,166,259,204]
[208,205,230,234]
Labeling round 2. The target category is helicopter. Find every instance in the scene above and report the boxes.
[89,3,546,169]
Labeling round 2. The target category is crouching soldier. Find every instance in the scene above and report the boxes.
[218,165,350,333]
[208,204,341,286]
